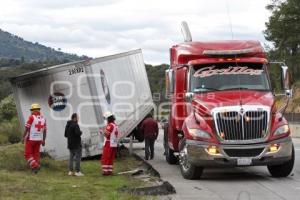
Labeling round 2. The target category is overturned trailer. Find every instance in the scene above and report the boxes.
[10,49,154,160]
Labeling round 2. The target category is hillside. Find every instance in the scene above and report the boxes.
[0,60,71,100]
[146,64,168,90]
[0,29,82,62]
[276,81,300,113]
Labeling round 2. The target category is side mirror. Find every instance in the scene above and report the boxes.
[280,66,292,97]
[166,69,174,94]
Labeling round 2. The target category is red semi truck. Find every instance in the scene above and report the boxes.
[164,22,294,179]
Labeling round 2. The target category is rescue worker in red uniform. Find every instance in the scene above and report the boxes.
[21,103,47,174]
[101,111,118,176]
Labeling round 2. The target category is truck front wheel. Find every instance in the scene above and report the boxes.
[164,123,178,165]
[179,139,203,180]
[267,145,295,177]
[165,145,178,165]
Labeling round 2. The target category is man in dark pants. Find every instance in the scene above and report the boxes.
[140,113,159,160]
[64,113,84,176]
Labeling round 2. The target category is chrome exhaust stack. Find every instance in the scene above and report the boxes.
[181,21,192,42]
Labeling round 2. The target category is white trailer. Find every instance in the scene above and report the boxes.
[10,49,154,160]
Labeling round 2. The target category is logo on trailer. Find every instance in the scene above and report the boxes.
[100,69,111,104]
[48,92,67,111]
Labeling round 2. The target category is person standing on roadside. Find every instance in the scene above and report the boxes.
[64,113,84,177]
[140,113,159,160]
[22,103,47,174]
[101,111,118,176]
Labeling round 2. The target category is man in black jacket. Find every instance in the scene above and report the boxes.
[64,113,84,176]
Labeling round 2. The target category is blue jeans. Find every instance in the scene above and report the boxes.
[69,148,82,172]
[145,138,155,160]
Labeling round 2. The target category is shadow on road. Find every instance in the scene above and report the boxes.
[199,167,272,181]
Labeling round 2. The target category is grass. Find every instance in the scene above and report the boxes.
[0,133,8,145]
[0,144,147,200]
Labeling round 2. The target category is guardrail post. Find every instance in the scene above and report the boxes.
[129,135,133,155]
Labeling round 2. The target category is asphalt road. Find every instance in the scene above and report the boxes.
[132,130,300,200]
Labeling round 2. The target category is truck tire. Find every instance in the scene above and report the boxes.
[165,144,178,165]
[179,139,203,180]
[267,145,295,178]
[164,123,178,165]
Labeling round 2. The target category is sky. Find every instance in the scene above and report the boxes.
[0,0,271,64]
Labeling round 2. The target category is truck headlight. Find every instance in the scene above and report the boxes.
[188,128,211,139]
[274,125,289,136]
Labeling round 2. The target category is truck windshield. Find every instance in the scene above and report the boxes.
[190,63,270,93]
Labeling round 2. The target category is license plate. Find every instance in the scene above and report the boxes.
[237,158,252,166]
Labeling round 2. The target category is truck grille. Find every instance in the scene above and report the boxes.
[215,109,268,141]
[224,148,264,157]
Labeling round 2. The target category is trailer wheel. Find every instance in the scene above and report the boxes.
[179,139,203,180]
[267,145,295,178]
[164,123,178,165]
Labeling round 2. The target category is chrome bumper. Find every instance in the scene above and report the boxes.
[186,137,293,167]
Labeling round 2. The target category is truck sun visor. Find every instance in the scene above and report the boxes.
[203,48,258,56]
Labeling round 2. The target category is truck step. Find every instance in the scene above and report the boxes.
[173,152,180,156]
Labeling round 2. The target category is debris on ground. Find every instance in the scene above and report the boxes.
[119,181,176,196]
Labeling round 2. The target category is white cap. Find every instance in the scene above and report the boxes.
[103,111,114,118]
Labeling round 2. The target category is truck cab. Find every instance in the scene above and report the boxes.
[164,23,294,179]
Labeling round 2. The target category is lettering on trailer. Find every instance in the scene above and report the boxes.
[193,66,264,78]
[68,66,84,75]
[16,79,34,88]
[48,92,67,111]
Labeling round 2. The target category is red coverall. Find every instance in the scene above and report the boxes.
[24,112,46,170]
[101,122,118,175]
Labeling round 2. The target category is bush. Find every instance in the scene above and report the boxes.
[0,95,21,145]
[0,117,21,144]
[0,95,17,121]
[8,131,21,144]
